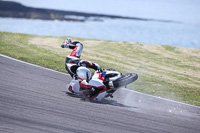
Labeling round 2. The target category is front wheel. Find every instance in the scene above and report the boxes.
[113,73,138,88]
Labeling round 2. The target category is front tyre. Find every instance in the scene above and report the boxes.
[113,73,138,88]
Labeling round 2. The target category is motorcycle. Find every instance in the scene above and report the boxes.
[66,69,138,102]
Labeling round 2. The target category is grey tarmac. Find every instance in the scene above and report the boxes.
[0,55,199,133]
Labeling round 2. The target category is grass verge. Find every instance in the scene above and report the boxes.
[0,31,200,106]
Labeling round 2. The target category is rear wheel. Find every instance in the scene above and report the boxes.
[113,73,138,88]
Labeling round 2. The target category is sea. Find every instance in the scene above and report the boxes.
[0,0,200,49]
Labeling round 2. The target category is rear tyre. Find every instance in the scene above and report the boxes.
[113,73,138,88]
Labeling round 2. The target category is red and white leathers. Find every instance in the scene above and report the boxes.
[66,70,115,100]
[79,72,107,100]
[61,40,101,78]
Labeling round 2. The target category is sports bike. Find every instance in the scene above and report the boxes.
[66,69,138,101]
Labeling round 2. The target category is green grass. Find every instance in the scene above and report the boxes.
[0,31,200,106]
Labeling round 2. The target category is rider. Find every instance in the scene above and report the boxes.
[61,39,102,79]
[61,39,114,99]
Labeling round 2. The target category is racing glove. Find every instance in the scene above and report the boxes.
[61,43,66,48]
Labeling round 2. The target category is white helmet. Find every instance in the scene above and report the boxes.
[76,67,91,82]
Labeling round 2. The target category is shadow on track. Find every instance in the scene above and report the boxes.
[64,91,137,109]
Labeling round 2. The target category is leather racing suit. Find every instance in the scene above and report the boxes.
[61,40,101,78]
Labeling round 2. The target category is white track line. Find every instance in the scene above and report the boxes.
[0,53,199,109]
[0,54,69,76]
[122,88,200,109]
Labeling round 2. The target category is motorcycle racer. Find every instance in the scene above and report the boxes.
[62,39,115,99]
[61,39,102,78]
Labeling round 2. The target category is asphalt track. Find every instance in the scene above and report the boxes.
[0,54,200,133]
